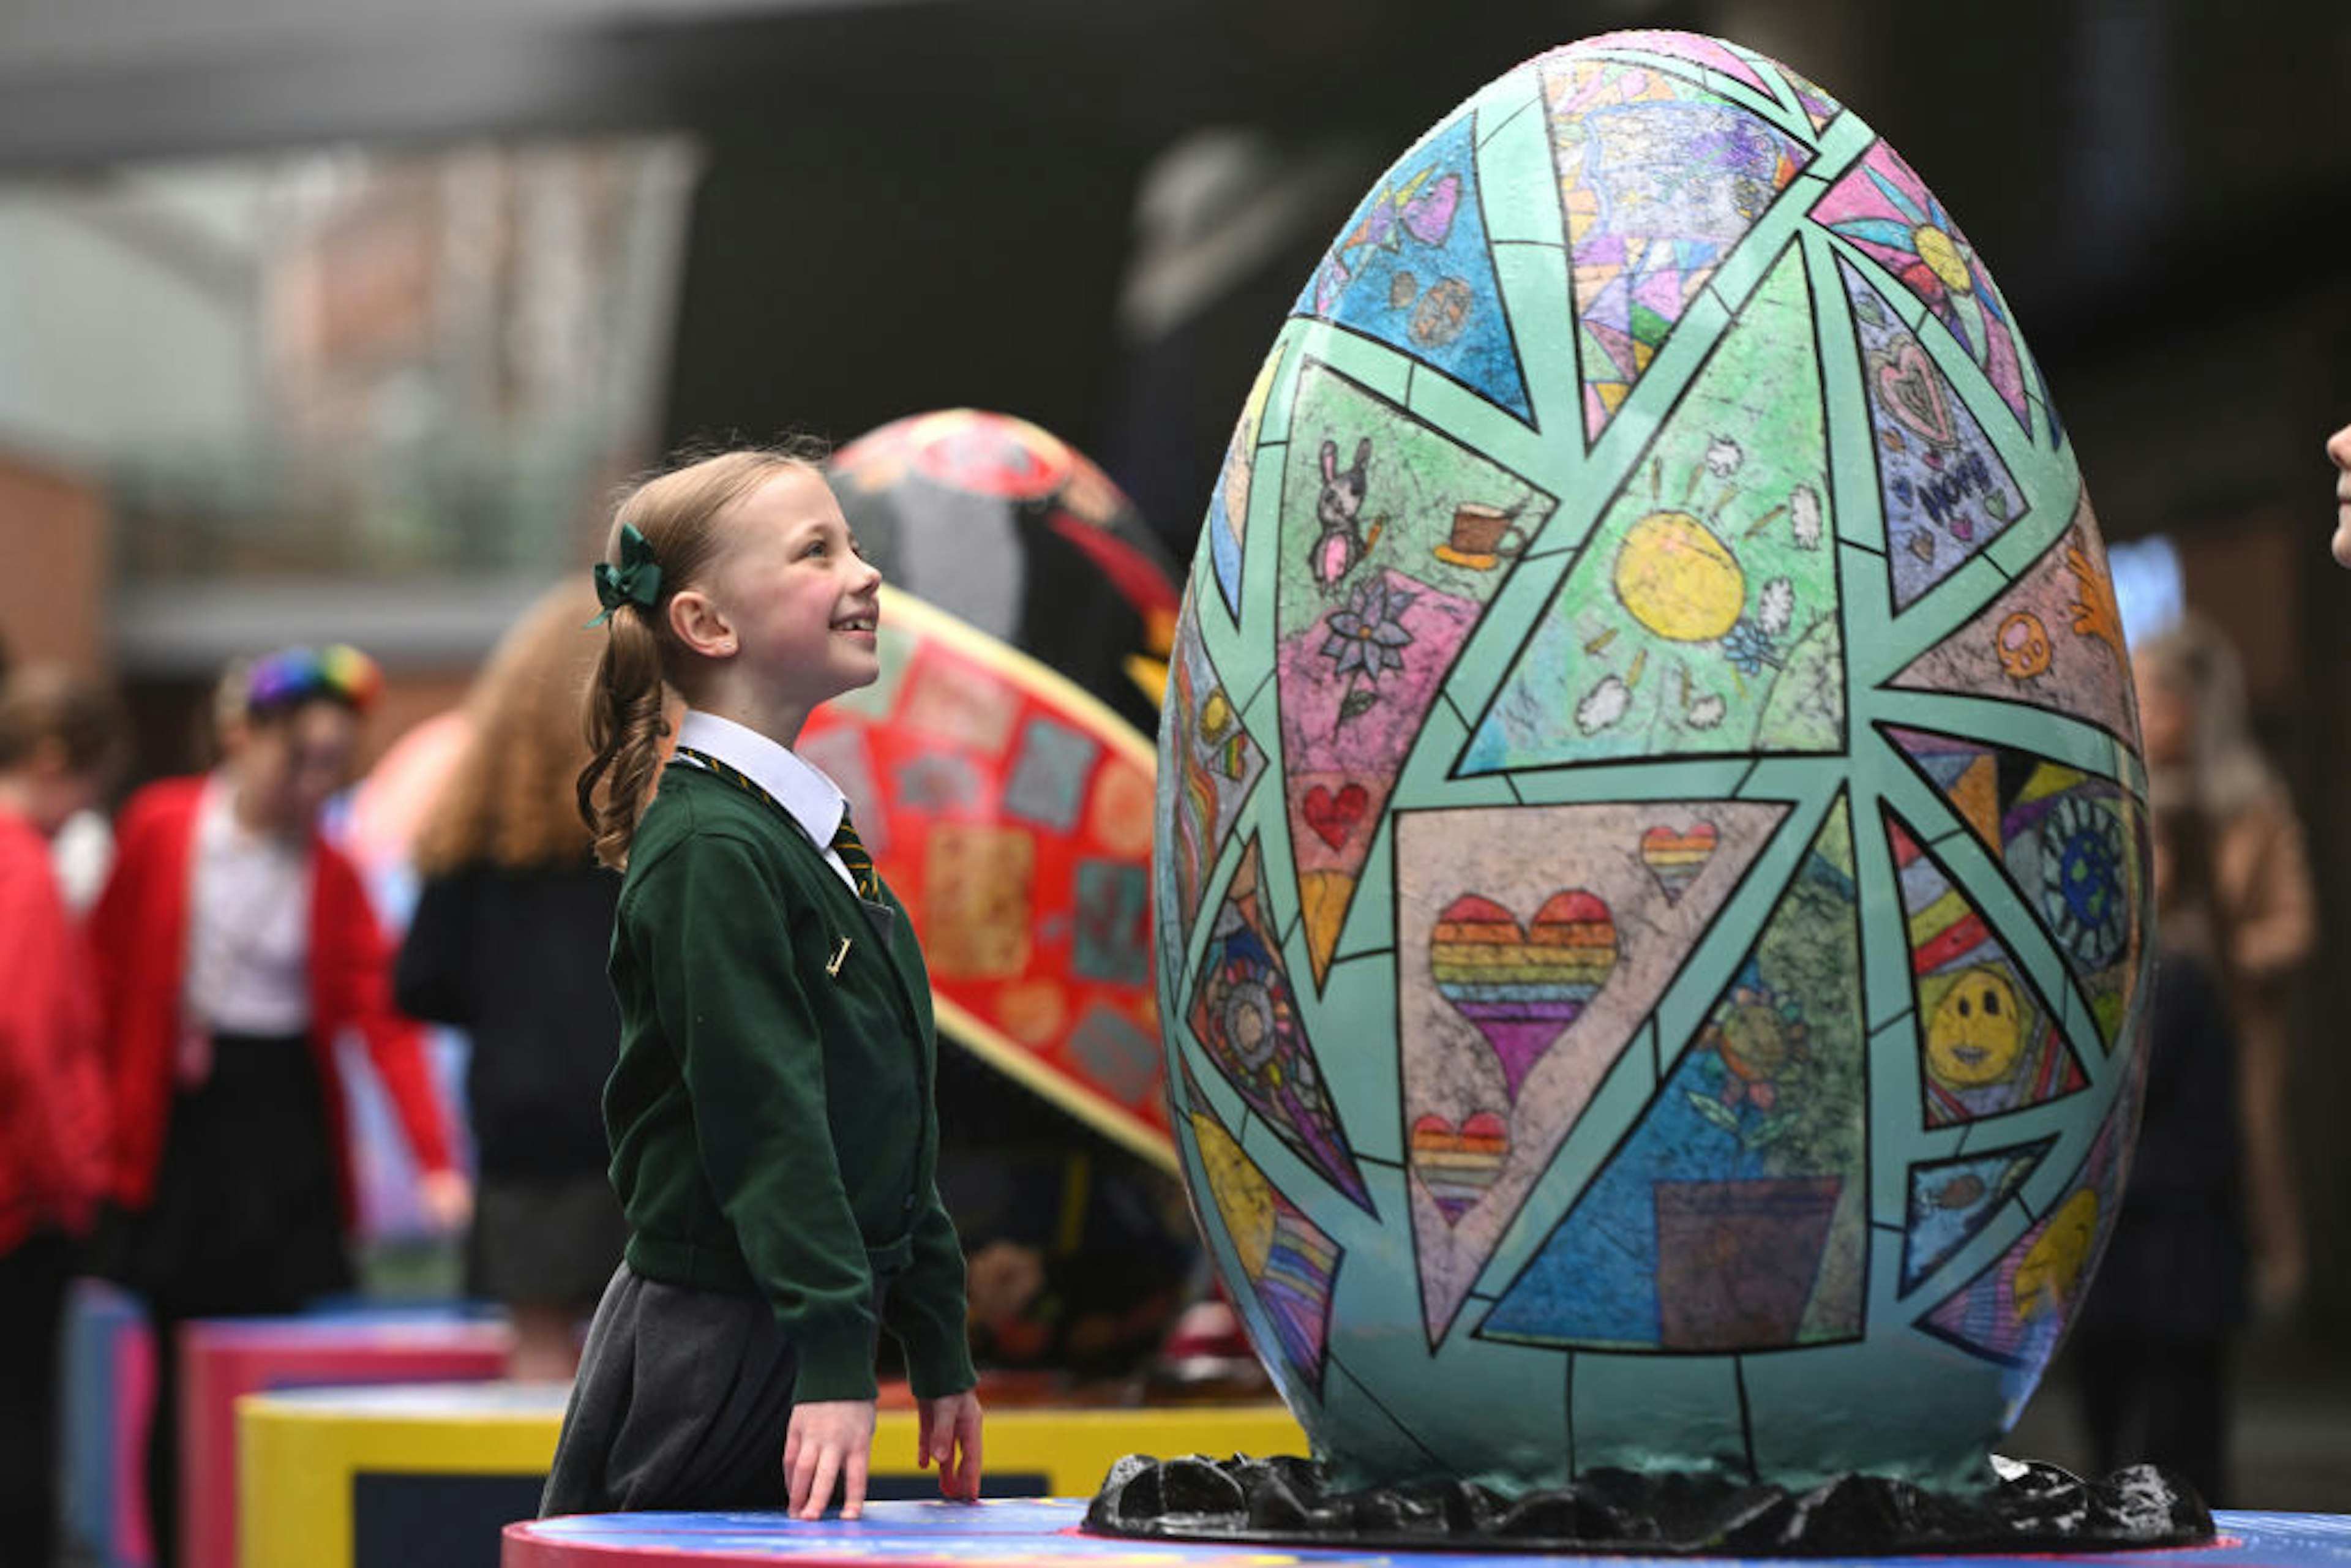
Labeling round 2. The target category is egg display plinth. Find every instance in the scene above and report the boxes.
[1154,29,2155,1500]
[1086,1452,2213,1556]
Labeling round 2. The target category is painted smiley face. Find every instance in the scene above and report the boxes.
[1924,965,2026,1088]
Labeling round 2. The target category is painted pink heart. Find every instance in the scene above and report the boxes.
[1302,782,1370,849]
[1876,340,1956,449]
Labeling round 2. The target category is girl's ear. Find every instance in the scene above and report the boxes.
[668,588,737,659]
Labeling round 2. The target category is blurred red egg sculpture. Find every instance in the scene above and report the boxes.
[809,410,1181,1169]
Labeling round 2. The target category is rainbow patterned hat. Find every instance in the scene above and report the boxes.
[244,643,383,717]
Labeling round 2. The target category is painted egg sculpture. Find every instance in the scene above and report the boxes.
[1157,31,2151,1494]
[803,412,1183,1166]
[830,408,1182,737]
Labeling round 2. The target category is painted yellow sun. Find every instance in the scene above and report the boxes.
[2013,1188,2101,1323]
[1912,225,1973,294]
[1613,511,1746,643]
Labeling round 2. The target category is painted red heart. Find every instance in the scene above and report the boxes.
[1302,782,1369,849]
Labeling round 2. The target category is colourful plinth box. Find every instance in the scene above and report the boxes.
[240,1385,1307,1568]
[184,1313,512,1568]
[60,1278,156,1568]
[502,1502,2351,1568]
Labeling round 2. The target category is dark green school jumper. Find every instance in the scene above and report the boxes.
[541,763,975,1515]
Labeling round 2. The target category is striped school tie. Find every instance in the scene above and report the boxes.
[672,745,877,898]
[830,811,879,901]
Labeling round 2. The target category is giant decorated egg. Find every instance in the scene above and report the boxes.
[1157,31,2150,1493]
[806,411,1181,1168]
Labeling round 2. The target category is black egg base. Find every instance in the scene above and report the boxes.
[1084,1452,2214,1556]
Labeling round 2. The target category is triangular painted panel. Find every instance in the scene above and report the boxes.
[1183,1073,1344,1397]
[1885,810,2089,1127]
[1295,111,1534,422]
[1886,495,2138,746]
[1813,139,2031,433]
[1542,57,1812,441]
[1186,839,1372,1212]
[1273,359,1556,985]
[1899,1138,2054,1294]
[1461,242,1842,775]
[1915,1071,2137,1369]
[1838,258,2030,613]
[1161,609,1265,948]
[1397,799,1789,1345]
[1886,726,2149,1050]
[1477,798,1867,1353]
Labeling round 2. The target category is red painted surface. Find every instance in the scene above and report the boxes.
[180,1315,509,1568]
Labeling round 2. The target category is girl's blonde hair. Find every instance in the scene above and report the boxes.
[577,440,830,868]
[413,581,605,876]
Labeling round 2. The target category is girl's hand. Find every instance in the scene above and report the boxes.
[784,1398,877,1520]
[916,1389,984,1501]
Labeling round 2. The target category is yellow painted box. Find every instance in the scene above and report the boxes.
[238,1382,1305,1568]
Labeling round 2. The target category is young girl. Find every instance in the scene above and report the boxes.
[396,581,633,1380]
[541,446,983,1521]
[0,666,124,1565]
[88,643,469,1566]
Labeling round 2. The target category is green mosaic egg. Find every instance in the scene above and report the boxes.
[1155,29,2152,1495]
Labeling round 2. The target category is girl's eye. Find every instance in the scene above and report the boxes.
[804,538,828,558]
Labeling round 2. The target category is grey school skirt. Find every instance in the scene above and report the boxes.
[539,1264,887,1518]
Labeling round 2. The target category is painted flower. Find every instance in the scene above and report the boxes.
[1757,577,1795,638]
[1321,576,1416,685]
[1722,617,1779,677]
[1704,984,1810,1113]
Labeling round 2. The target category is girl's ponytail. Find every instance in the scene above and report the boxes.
[577,601,669,868]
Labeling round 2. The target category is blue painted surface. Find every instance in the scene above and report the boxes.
[511,1499,2351,1565]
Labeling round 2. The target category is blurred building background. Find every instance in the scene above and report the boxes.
[1,0,2346,1506]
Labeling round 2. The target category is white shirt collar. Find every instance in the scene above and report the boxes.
[671,710,846,848]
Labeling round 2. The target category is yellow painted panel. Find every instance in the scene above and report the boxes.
[240,1386,1304,1568]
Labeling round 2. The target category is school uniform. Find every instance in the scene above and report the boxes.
[541,712,975,1517]
[86,773,457,1567]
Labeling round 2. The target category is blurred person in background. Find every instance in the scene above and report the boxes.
[0,666,126,1566]
[396,583,632,1381]
[2131,617,2316,1320]
[2069,802,2246,1505]
[87,643,470,1567]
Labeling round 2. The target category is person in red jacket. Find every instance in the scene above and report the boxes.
[88,643,470,1568]
[0,664,126,1568]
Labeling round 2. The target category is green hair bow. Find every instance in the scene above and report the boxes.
[590,524,664,626]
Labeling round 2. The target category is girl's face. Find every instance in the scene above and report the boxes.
[232,699,361,835]
[706,467,884,716]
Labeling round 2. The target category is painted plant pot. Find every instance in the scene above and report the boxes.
[1154,32,2151,1495]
